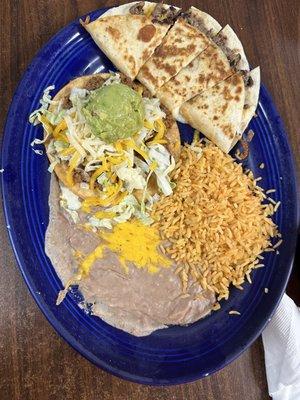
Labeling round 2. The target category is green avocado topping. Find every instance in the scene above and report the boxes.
[82,83,145,143]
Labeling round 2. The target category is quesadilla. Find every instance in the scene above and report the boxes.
[30,73,180,209]
[180,73,245,153]
[82,2,179,80]
[156,24,249,121]
[137,8,222,94]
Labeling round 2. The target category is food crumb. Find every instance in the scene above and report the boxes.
[273,239,283,249]
[229,310,241,315]
[259,163,265,169]
[0,168,4,173]
[32,148,44,155]
[274,201,281,212]
[264,288,269,294]
[212,302,221,311]
[276,250,280,255]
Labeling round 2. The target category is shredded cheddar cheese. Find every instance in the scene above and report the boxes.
[65,152,81,186]
[78,219,171,277]
[53,119,67,138]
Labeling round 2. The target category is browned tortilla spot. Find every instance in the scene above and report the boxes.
[142,48,151,61]
[221,103,228,113]
[231,74,240,85]
[139,65,157,85]
[128,55,136,69]
[155,43,196,58]
[106,26,121,39]
[137,24,156,42]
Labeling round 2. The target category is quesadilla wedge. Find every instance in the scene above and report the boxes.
[30,73,180,212]
[156,42,232,121]
[156,23,249,121]
[180,73,245,153]
[82,2,179,80]
[213,24,249,72]
[239,67,260,134]
[137,8,221,94]
[230,67,261,149]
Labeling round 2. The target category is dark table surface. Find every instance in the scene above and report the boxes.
[0,1,299,399]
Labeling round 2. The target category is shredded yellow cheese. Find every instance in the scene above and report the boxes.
[89,165,107,190]
[53,119,67,138]
[78,219,171,277]
[148,118,166,144]
[127,139,148,160]
[59,146,75,156]
[94,211,117,219]
[65,152,81,186]
[81,190,128,212]
[144,120,154,130]
[79,245,104,277]
[38,115,53,134]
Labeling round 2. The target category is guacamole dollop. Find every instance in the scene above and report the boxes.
[82,83,145,143]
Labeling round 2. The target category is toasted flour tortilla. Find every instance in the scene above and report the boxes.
[83,2,174,80]
[180,73,245,153]
[45,176,215,336]
[137,17,214,94]
[46,73,181,199]
[213,24,249,72]
[156,42,233,121]
[239,67,260,133]
[230,67,261,149]
[156,23,250,122]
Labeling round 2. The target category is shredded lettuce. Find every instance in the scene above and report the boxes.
[60,186,81,210]
[148,144,175,196]
[114,164,146,192]
[142,97,166,122]
[102,73,121,86]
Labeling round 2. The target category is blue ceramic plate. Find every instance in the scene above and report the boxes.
[1,8,299,385]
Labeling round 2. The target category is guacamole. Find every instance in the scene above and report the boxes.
[82,83,145,143]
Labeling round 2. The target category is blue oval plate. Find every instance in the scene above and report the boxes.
[1,8,299,385]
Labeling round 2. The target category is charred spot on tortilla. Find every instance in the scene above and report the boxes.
[105,26,121,39]
[137,24,156,42]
